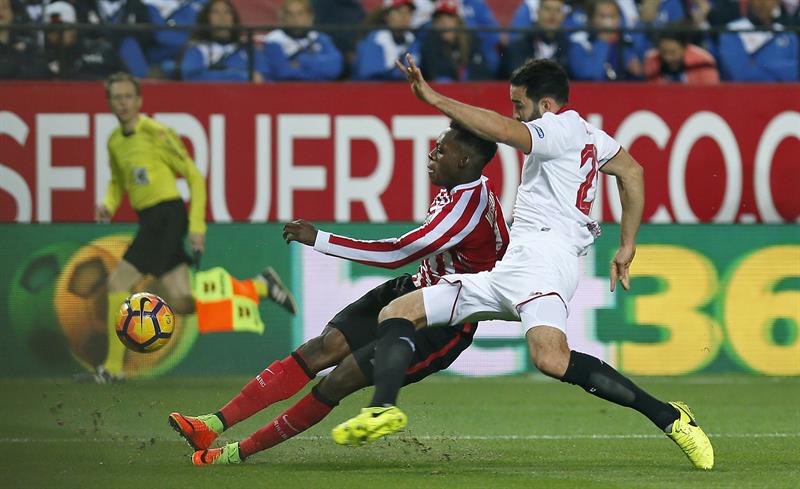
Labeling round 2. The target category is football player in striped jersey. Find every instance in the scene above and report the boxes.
[169,121,509,465]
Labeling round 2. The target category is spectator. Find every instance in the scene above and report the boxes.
[353,0,420,80]
[0,0,46,78]
[42,1,124,79]
[84,0,152,77]
[419,0,494,81]
[625,0,685,26]
[568,0,643,80]
[143,0,207,77]
[311,0,364,67]
[461,0,501,73]
[630,0,687,57]
[263,0,343,81]
[502,0,568,76]
[410,0,500,73]
[644,28,719,83]
[718,0,798,81]
[180,0,266,81]
[510,0,590,41]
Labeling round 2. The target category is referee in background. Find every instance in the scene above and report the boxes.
[94,72,209,382]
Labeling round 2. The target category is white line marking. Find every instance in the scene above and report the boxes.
[2,433,797,443]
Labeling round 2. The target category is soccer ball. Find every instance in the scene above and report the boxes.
[116,292,175,353]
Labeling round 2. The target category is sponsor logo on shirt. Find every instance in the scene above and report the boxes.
[532,124,545,138]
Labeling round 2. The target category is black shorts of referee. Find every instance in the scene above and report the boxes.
[124,199,193,277]
[328,274,477,386]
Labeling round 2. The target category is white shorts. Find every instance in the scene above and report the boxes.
[422,234,580,333]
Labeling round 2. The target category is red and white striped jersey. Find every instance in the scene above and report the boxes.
[313,176,509,288]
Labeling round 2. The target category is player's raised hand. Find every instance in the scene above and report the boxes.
[395,53,437,105]
[283,219,318,246]
[610,245,636,292]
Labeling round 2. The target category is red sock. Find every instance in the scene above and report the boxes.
[239,390,334,458]
[219,353,312,428]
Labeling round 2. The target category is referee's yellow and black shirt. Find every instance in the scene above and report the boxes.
[103,115,207,234]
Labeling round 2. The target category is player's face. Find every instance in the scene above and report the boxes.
[510,85,537,122]
[427,129,463,188]
[108,81,142,124]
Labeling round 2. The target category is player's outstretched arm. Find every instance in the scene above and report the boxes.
[600,147,644,292]
[395,53,531,153]
[288,185,486,269]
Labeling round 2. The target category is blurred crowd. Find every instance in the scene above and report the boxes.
[0,0,798,82]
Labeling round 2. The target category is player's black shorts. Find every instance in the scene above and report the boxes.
[329,274,476,386]
[124,199,192,277]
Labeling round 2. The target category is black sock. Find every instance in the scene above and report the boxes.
[214,411,229,431]
[369,318,416,407]
[561,350,679,430]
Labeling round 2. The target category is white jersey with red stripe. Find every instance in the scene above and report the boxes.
[313,176,509,287]
[513,108,621,255]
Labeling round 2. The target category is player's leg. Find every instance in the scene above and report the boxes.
[172,276,416,451]
[523,297,677,423]
[368,273,496,410]
[159,262,195,314]
[521,297,713,469]
[369,288,427,408]
[97,259,143,381]
[209,279,400,432]
[332,321,476,447]
[222,353,370,464]
[333,274,501,445]
[199,323,475,463]
[211,327,346,429]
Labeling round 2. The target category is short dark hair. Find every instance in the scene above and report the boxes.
[105,72,140,99]
[509,58,569,105]
[449,121,498,168]
[656,22,691,46]
[587,0,620,21]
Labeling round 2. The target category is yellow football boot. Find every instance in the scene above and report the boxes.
[332,406,408,447]
[666,401,714,470]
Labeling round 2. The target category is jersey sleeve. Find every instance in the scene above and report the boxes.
[101,141,125,215]
[159,129,207,234]
[524,114,567,159]
[594,127,622,167]
[312,184,489,269]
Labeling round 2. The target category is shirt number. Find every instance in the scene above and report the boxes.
[576,144,598,216]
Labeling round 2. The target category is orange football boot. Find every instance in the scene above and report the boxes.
[168,412,219,451]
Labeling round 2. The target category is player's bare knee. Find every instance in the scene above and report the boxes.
[531,350,569,378]
[378,301,423,327]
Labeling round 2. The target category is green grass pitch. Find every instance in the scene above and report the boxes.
[2,375,798,488]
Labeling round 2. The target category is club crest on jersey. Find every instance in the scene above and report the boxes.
[531,124,545,138]
[132,167,149,184]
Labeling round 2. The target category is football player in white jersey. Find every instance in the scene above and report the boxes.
[332,56,714,471]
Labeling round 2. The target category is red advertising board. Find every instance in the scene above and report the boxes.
[1,81,798,223]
